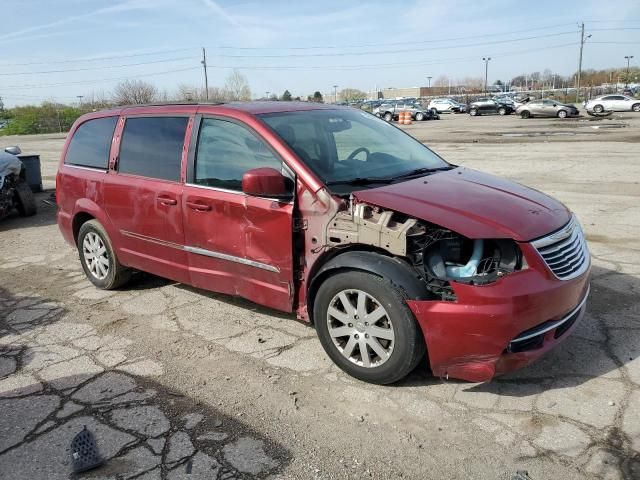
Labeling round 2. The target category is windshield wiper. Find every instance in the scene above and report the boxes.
[389,166,453,180]
[325,177,395,186]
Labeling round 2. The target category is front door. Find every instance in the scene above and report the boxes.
[182,116,294,312]
[104,115,191,283]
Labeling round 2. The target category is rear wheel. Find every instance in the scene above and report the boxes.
[632,103,640,112]
[14,182,37,217]
[383,112,393,122]
[557,110,568,118]
[593,104,604,113]
[78,220,131,290]
[520,110,531,119]
[314,271,426,384]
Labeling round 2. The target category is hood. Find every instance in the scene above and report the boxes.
[353,167,571,241]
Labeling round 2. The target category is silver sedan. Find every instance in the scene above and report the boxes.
[516,99,580,119]
[584,95,640,113]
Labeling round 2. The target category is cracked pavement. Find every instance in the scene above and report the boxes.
[1,116,639,479]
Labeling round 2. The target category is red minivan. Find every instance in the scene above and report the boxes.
[57,102,590,384]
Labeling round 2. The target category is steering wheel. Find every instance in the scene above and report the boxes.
[346,147,370,162]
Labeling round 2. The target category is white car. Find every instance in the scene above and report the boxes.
[584,95,640,114]
[427,98,467,113]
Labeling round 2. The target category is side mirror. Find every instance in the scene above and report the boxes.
[242,167,291,200]
[4,146,21,155]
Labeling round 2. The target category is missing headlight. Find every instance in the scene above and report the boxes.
[407,223,523,299]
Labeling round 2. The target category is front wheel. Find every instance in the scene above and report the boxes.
[593,104,604,113]
[557,110,568,118]
[497,107,507,115]
[415,112,425,121]
[78,220,131,290]
[520,110,531,119]
[314,271,426,384]
[632,103,640,112]
[469,108,478,116]
[383,112,393,122]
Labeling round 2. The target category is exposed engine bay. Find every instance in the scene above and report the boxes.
[325,201,524,301]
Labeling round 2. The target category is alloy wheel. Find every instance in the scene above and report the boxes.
[326,289,394,368]
[82,232,109,280]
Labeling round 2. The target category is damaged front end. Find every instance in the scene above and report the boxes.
[317,199,589,383]
[324,200,526,302]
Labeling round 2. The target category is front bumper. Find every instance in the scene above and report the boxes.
[407,243,591,382]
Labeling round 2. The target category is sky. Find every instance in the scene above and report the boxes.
[1,0,639,107]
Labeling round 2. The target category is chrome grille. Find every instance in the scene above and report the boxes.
[532,215,590,280]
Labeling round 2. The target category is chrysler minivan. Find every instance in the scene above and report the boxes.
[57,102,590,384]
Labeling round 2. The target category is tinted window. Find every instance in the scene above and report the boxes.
[65,116,117,169]
[118,117,188,181]
[194,118,282,191]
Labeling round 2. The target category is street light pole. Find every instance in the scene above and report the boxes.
[427,76,432,88]
[624,55,634,87]
[482,57,491,93]
[333,85,339,103]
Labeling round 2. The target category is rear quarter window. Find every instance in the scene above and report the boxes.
[118,116,188,182]
[65,116,118,169]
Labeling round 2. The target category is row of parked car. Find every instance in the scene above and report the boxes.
[369,93,640,122]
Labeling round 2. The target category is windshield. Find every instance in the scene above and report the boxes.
[259,109,449,193]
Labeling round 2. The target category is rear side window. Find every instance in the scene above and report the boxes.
[118,116,188,182]
[65,116,117,169]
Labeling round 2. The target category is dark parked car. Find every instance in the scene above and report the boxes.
[468,98,515,116]
[373,102,439,121]
[57,102,590,385]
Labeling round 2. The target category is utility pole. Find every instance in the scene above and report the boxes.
[624,55,634,87]
[77,95,83,107]
[575,23,591,102]
[201,47,209,101]
[483,57,491,93]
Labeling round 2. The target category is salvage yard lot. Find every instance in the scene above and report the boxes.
[1,112,639,479]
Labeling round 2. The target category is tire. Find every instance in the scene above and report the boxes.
[520,110,531,119]
[632,103,640,112]
[383,112,393,122]
[469,108,478,116]
[557,109,568,118]
[314,271,426,384]
[14,182,37,216]
[593,104,604,113]
[415,112,425,121]
[497,107,507,115]
[77,219,131,290]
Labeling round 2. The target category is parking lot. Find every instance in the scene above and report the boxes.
[1,112,639,479]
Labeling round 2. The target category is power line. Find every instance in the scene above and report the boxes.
[0,66,200,90]
[202,43,577,71]
[0,56,198,76]
[0,47,195,67]
[212,23,577,50]
[207,31,578,58]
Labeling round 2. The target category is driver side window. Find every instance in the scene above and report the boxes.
[194,118,282,191]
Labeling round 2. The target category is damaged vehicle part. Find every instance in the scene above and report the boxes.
[0,148,37,220]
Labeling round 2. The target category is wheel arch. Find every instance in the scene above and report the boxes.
[306,249,429,324]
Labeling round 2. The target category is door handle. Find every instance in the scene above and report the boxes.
[157,196,177,206]
[186,201,211,211]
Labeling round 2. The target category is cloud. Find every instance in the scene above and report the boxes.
[201,0,243,27]
[0,0,155,42]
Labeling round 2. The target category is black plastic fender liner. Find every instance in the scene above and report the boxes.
[307,250,430,322]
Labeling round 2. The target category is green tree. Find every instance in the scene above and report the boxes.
[281,90,292,101]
